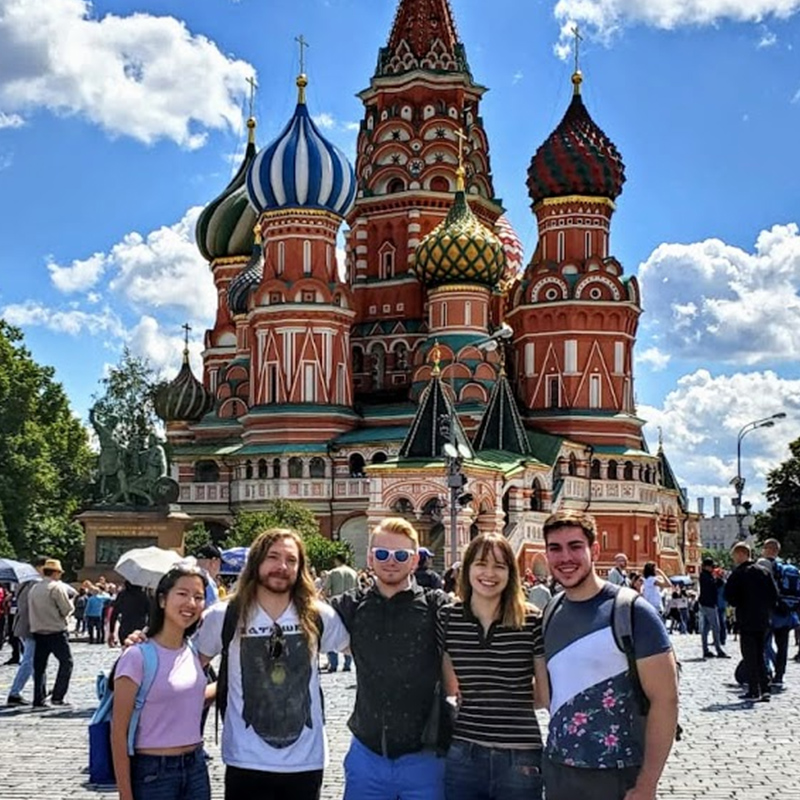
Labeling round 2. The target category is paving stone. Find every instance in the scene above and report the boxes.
[2,633,798,798]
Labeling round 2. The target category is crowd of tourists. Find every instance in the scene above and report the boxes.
[3,516,798,800]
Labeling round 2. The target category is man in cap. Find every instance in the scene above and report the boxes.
[28,558,74,707]
[413,547,443,590]
[195,543,223,607]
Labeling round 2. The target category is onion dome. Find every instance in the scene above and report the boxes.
[154,349,215,423]
[414,169,506,288]
[196,118,258,262]
[227,239,264,316]
[527,73,626,206]
[494,214,524,283]
[246,75,356,218]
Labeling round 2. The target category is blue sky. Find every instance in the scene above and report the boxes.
[2,0,800,512]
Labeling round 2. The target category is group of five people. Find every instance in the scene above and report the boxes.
[110,510,680,800]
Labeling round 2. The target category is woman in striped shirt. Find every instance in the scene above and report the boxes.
[442,532,547,800]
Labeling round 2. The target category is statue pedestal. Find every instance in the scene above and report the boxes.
[77,507,192,584]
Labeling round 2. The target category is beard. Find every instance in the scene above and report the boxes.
[258,572,294,595]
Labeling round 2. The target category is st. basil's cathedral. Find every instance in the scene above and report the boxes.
[154,0,701,576]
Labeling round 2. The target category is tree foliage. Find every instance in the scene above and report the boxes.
[701,547,733,570]
[0,321,94,570]
[91,347,160,449]
[183,521,212,557]
[223,502,352,573]
[750,437,800,560]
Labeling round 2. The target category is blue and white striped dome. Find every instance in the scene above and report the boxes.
[246,76,356,218]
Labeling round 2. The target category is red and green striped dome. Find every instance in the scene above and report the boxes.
[527,81,625,205]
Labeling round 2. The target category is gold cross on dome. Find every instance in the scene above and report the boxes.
[454,128,468,191]
[295,34,309,74]
[246,75,258,119]
[181,322,192,351]
[572,24,584,75]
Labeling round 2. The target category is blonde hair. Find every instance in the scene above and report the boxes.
[370,516,420,548]
[458,533,530,630]
[231,528,320,646]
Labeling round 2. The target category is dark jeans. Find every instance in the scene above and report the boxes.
[542,758,639,800]
[32,631,73,705]
[772,626,791,681]
[225,765,323,800]
[445,740,543,800]
[86,615,103,643]
[740,629,770,696]
[131,749,209,800]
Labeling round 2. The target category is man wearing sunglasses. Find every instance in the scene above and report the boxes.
[331,517,450,800]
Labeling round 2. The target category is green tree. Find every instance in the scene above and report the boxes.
[183,521,211,557]
[223,502,351,573]
[91,347,160,450]
[0,321,94,562]
[750,437,800,560]
[701,547,733,570]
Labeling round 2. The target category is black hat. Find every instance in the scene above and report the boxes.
[195,544,222,560]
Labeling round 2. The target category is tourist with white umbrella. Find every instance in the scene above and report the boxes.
[6,556,45,706]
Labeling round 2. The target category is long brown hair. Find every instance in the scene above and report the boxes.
[458,532,529,630]
[232,528,320,646]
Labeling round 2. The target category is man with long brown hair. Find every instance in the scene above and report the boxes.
[195,528,350,800]
[331,516,450,800]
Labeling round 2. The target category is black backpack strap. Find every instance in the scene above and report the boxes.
[611,586,651,716]
[215,600,240,724]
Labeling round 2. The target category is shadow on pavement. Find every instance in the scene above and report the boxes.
[701,701,758,712]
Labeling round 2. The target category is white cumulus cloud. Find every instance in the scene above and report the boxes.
[48,252,108,293]
[641,369,800,509]
[1,301,124,337]
[0,111,24,128]
[553,0,800,54]
[128,315,204,379]
[636,346,671,371]
[638,223,800,365]
[0,0,254,148]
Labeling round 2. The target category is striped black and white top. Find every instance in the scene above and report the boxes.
[443,603,545,748]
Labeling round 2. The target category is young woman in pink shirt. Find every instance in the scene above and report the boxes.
[111,565,209,800]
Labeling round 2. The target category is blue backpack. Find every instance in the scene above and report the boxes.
[775,561,800,615]
[88,641,160,785]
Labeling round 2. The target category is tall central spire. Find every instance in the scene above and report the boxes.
[377,0,470,78]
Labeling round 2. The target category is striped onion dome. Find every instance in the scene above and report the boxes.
[494,214,525,283]
[527,73,625,205]
[246,75,356,218]
[227,241,264,316]
[196,118,258,262]
[154,351,215,423]
[414,172,506,289]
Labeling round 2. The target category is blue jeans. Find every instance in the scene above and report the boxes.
[445,740,543,800]
[700,606,723,654]
[343,736,445,800]
[9,636,35,698]
[327,651,352,671]
[131,749,210,800]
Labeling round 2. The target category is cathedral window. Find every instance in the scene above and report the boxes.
[288,457,303,478]
[591,459,602,479]
[590,374,601,408]
[268,364,278,403]
[524,343,535,378]
[387,177,405,194]
[465,301,472,326]
[337,363,347,404]
[623,461,634,481]
[303,363,317,402]
[379,243,396,279]
[564,340,577,374]
[353,346,364,374]
[615,342,625,374]
[441,302,448,327]
[547,376,560,409]
[272,458,281,479]
[277,242,285,275]
[194,461,220,483]
[257,459,268,479]
[245,460,254,480]
[608,460,618,480]
[303,240,312,275]
[309,457,326,479]
[585,231,592,258]
[557,231,565,262]
[430,175,449,192]
[530,479,544,511]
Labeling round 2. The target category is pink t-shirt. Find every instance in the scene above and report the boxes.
[115,641,205,750]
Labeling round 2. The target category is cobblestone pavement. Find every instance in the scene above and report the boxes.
[2,633,799,799]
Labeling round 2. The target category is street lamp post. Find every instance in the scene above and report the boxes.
[733,412,786,540]
[441,323,514,565]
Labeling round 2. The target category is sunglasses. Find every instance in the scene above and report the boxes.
[267,623,285,660]
[371,547,416,563]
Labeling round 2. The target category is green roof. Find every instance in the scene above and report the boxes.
[247,404,359,418]
[592,445,652,457]
[236,443,329,456]
[526,429,564,466]
[472,449,541,475]
[171,440,242,457]
[334,426,409,445]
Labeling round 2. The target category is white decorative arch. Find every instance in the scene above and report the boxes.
[574,275,622,301]
[530,276,569,303]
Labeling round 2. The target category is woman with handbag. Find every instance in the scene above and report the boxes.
[441,532,548,800]
[111,565,210,800]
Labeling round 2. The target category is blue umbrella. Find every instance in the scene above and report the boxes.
[669,575,693,586]
[0,557,40,584]
[220,547,249,575]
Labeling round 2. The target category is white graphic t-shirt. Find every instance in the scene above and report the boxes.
[196,599,349,772]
